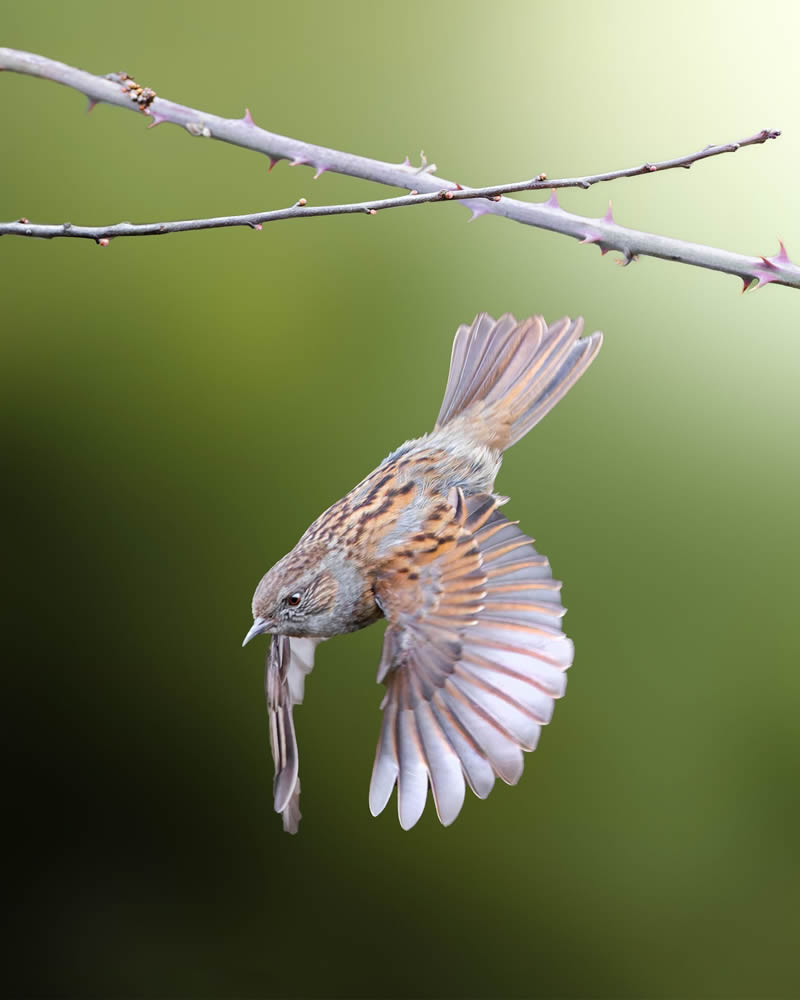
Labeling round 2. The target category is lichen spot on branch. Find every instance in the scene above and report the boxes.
[104,71,156,111]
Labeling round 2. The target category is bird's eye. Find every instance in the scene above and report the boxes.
[286,592,302,607]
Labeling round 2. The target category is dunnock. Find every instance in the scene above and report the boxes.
[244,312,602,832]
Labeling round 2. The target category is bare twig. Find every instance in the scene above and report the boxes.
[1,47,797,292]
[436,129,781,198]
[0,132,784,240]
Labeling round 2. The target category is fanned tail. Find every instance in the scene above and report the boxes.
[436,312,602,452]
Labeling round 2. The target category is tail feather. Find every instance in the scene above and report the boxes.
[435,312,602,451]
[441,313,523,419]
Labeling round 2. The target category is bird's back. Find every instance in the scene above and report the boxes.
[299,430,502,565]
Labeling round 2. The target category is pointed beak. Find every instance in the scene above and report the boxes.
[242,616,271,647]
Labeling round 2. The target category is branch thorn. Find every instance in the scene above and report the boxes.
[751,240,794,288]
[468,205,489,222]
[754,273,779,290]
[267,156,280,172]
[579,230,608,255]
[546,189,560,210]
[313,165,329,180]
[242,108,255,126]
[603,201,615,224]
[86,97,98,113]
[767,239,792,266]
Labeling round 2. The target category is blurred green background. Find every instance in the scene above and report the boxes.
[4,2,800,997]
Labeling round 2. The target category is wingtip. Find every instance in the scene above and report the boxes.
[273,768,299,815]
[432,788,466,827]
[279,781,302,833]
[368,790,388,818]
[368,770,397,818]
[398,805,425,831]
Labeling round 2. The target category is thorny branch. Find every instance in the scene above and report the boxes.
[1,48,798,292]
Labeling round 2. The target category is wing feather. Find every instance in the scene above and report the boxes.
[370,491,576,828]
[265,635,322,834]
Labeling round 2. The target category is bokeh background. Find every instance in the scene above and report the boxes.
[4,2,800,997]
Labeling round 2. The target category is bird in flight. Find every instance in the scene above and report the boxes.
[243,312,603,832]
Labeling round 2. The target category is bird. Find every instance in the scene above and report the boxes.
[243,312,603,833]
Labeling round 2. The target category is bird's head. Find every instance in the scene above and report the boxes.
[242,546,343,645]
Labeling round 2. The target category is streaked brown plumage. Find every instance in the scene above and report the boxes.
[243,312,603,832]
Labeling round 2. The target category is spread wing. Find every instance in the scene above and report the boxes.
[370,490,574,829]
[265,635,321,834]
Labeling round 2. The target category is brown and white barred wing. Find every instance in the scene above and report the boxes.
[370,490,573,829]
